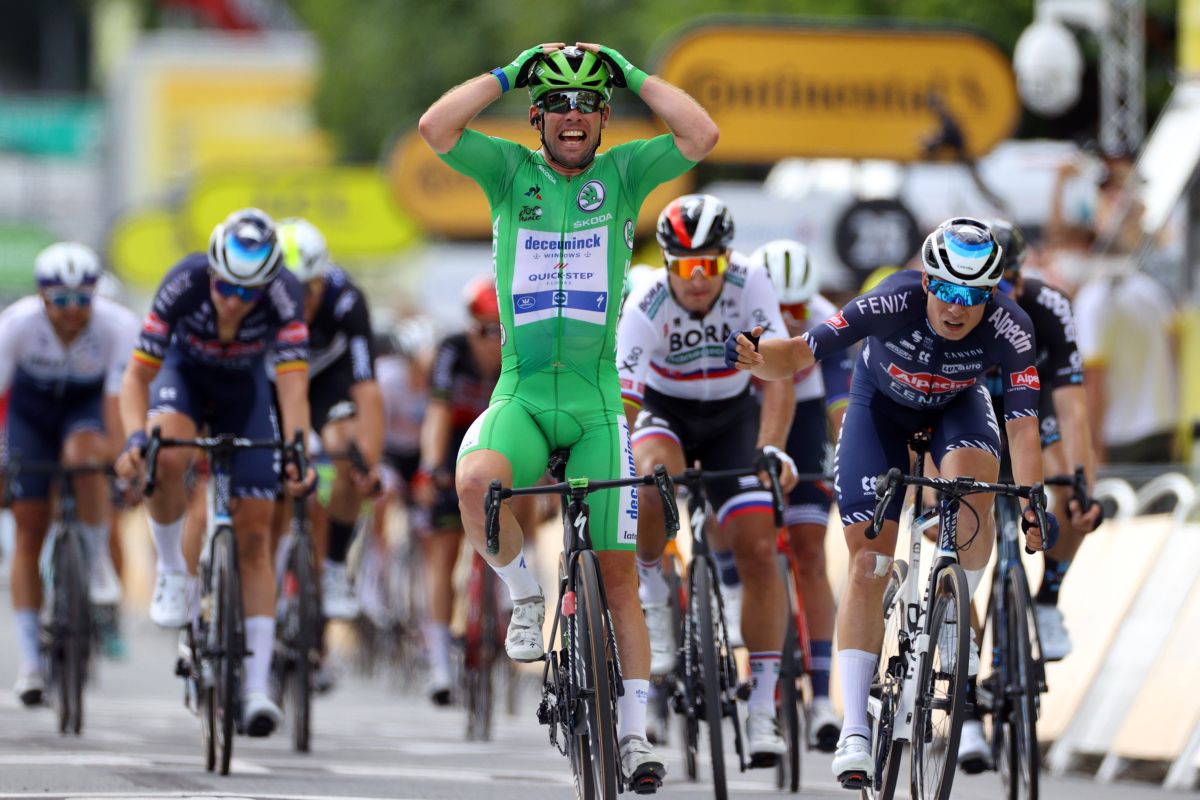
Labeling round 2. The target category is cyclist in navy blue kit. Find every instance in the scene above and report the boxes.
[115,208,316,738]
[726,217,1058,789]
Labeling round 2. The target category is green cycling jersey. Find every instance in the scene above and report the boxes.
[441,129,695,549]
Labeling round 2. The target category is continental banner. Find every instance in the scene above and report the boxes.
[656,22,1019,162]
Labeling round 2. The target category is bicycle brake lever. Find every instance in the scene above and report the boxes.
[761,453,785,529]
[654,464,679,535]
[484,479,503,556]
[143,426,163,498]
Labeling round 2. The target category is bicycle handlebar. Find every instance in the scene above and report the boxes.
[142,426,286,497]
[483,465,677,556]
[2,457,115,505]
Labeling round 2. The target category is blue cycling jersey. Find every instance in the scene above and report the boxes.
[803,271,1040,422]
[133,254,308,373]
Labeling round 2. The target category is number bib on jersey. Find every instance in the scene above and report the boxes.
[512,226,609,326]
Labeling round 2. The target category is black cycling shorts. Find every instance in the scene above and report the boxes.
[784,398,834,527]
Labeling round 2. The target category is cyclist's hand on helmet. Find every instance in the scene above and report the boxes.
[1068,496,1104,532]
[1021,507,1060,551]
[494,43,565,92]
[284,461,318,498]
[724,325,764,370]
[576,43,649,93]
[115,430,146,483]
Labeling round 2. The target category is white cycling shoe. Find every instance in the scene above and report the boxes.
[810,696,842,753]
[720,583,744,648]
[89,553,123,606]
[746,706,787,768]
[321,562,360,620]
[832,733,873,789]
[642,602,676,676]
[13,666,44,707]
[149,571,189,628]
[505,594,545,662]
[958,718,991,774]
[242,691,282,737]
[619,734,666,794]
[938,616,980,677]
[1035,604,1073,661]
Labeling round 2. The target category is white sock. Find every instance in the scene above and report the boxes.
[422,621,452,679]
[492,553,540,601]
[749,651,782,714]
[838,649,878,741]
[79,521,110,562]
[242,616,275,698]
[636,557,669,605]
[14,609,40,672]
[149,516,186,574]
[617,678,650,741]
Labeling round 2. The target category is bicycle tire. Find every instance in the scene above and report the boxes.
[776,554,802,793]
[863,559,909,800]
[572,551,620,799]
[998,568,1039,800]
[289,535,318,753]
[56,530,90,736]
[210,526,241,775]
[690,559,728,799]
[193,614,216,772]
[466,563,498,742]
[910,563,969,800]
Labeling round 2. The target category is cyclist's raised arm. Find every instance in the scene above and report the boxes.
[418,43,564,153]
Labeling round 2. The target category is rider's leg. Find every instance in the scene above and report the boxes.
[231,496,279,727]
[420,527,462,700]
[62,429,120,604]
[143,412,198,626]
[10,499,50,680]
[320,417,363,619]
[789,521,835,694]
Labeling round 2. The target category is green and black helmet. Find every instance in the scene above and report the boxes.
[527,47,612,102]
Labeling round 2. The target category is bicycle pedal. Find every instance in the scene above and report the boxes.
[748,752,780,769]
[838,770,870,790]
[628,765,665,795]
[734,681,751,702]
[174,657,189,678]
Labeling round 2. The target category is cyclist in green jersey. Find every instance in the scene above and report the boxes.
[420,41,717,785]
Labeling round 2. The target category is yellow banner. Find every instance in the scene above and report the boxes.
[1182,0,1200,74]
[656,24,1019,162]
[387,118,692,238]
[107,208,191,290]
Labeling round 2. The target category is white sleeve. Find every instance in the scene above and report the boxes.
[615,294,659,408]
[0,306,18,396]
[743,264,788,341]
[102,302,140,395]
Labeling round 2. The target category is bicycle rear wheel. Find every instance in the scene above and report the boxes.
[465,561,498,742]
[863,559,909,800]
[54,530,90,736]
[910,563,969,800]
[998,568,1039,800]
[570,551,619,799]
[210,527,243,775]
[689,559,728,799]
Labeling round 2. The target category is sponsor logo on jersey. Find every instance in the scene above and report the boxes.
[885,340,911,358]
[854,292,909,316]
[334,289,357,320]
[577,180,605,212]
[524,185,542,199]
[142,311,168,337]
[638,283,668,319]
[277,320,309,345]
[887,363,975,394]
[1009,365,1041,389]
[573,212,612,229]
[519,205,542,222]
[669,323,734,353]
[943,361,983,374]
[619,346,642,373]
[1036,284,1077,342]
[524,233,601,252]
[154,269,192,312]
[623,219,634,250]
[987,307,1033,354]
[824,311,849,331]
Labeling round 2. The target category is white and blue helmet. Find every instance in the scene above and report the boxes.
[207,208,283,287]
[752,239,818,305]
[920,217,1004,288]
[35,242,102,289]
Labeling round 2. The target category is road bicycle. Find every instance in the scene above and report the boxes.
[461,547,517,741]
[144,426,288,775]
[5,458,112,735]
[861,430,1051,800]
[485,452,676,798]
[666,453,786,800]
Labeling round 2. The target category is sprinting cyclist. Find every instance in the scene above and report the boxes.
[275,218,383,620]
[752,239,852,751]
[115,208,316,737]
[0,243,138,705]
[617,194,796,765]
[955,219,1103,771]
[419,41,717,787]
[726,217,1058,789]
[414,277,502,705]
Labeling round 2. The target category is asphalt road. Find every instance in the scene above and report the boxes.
[0,597,1178,800]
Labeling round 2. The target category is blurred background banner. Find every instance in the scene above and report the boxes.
[655,22,1020,162]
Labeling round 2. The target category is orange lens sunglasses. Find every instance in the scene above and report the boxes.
[664,254,728,279]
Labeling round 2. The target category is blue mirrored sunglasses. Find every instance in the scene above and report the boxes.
[46,289,93,308]
[928,278,992,307]
[538,90,607,114]
[213,278,263,302]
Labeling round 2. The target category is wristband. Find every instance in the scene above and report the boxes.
[124,430,148,456]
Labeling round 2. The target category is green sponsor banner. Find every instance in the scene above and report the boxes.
[0,98,103,158]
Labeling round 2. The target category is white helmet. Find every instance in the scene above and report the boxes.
[752,240,818,304]
[920,217,1004,288]
[207,208,282,287]
[35,242,101,289]
[278,217,330,283]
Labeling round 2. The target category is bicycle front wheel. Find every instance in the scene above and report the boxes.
[288,535,319,753]
[910,563,970,800]
[689,559,728,799]
[571,550,619,799]
[776,554,802,793]
[210,526,242,775]
[54,530,90,736]
[998,568,1039,800]
[863,559,908,800]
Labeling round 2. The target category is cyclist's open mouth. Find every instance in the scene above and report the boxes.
[558,129,587,146]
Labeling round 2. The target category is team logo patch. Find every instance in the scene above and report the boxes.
[1009,366,1040,390]
[142,311,168,337]
[824,311,848,331]
[277,320,308,345]
[623,218,634,250]
[887,363,975,394]
[577,180,605,212]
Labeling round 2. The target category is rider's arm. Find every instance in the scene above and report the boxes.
[418,75,502,154]
[756,378,794,450]
[0,307,16,397]
[1007,414,1046,507]
[1053,385,1096,485]
[272,273,312,450]
[636,77,719,162]
[343,287,384,467]
[119,358,157,439]
[275,366,311,449]
[419,400,454,475]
